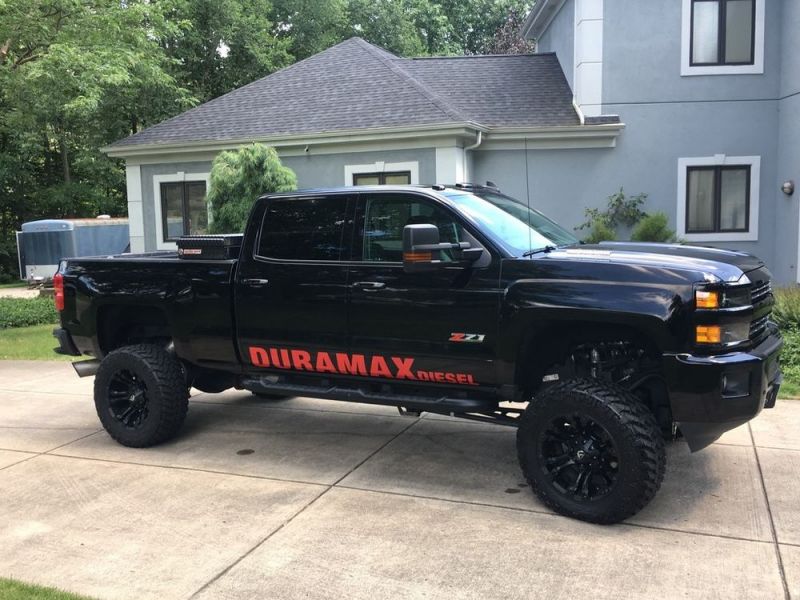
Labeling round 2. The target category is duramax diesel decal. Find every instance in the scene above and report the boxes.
[449,333,486,343]
[248,346,479,386]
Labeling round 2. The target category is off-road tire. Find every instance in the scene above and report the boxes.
[94,344,189,447]
[517,378,666,524]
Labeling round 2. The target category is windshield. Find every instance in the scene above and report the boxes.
[441,189,578,255]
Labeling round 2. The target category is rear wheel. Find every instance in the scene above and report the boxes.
[517,379,665,524]
[94,344,189,447]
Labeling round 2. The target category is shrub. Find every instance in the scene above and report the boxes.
[774,287,800,330]
[577,188,648,241]
[583,220,617,244]
[207,144,297,233]
[631,212,678,243]
[0,297,58,329]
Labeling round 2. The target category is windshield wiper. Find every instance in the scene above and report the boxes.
[522,245,557,257]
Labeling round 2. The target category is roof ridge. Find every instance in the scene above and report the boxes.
[408,53,546,60]
[351,38,470,124]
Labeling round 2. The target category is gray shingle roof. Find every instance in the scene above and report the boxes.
[108,37,580,149]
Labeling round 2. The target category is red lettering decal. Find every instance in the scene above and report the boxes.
[336,353,368,376]
[449,333,465,342]
[249,346,270,367]
[416,371,430,381]
[316,352,337,373]
[456,373,467,384]
[434,372,445,382]
[291,350,313,371]
[269,348,291,369]
[445,373,457,383]
[391,357,416,380]
[466,374,478,386]
[370,356,392,378]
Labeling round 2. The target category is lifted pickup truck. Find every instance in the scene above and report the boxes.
[53,184,782,524]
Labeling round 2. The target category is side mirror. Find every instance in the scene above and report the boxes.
[402,224,480,273]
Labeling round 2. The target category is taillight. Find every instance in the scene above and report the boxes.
[53,272,65,311]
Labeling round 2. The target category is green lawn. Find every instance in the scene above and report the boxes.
[0,578,94,600]
[0,281,26,289]
[0,324,72,361]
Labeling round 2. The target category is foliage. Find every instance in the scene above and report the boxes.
[163,0,292,103]
[207,144,297,233]
[778,327,800,398]
[485,9,535,55]
[774,287,800,330]
[0,0,194,281]
[0,324,73,360]
[0,296,58,329]
[631,212,678,243]
[577,188,678,244]
[0,577,94,599]
[583,220,618,244]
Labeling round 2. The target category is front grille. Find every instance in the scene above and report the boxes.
[751,280,772,305]
[750,314,769,341]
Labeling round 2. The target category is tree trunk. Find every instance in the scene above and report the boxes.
[59,133,70,184]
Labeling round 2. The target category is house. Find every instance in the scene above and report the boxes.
[105,0,799,284]
[103,37,622,253]
[522,0,799,284]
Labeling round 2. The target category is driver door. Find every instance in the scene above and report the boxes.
[346,191,502,389]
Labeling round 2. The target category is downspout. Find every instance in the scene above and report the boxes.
[463,131,483,184]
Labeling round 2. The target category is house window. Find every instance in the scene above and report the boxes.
[681,0,763,75]
[677,156,760,242]
[160,181,208,241]
[691,0,755,66]
[686,165,750,233]
[353,171,411,186]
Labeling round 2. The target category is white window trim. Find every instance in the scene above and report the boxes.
[153,171,211,250]
[680,0,765,76]
[676,155,760,242]
[343,161,419,186]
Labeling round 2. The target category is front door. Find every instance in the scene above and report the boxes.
[235,193,354,373]
[346,191,502,390]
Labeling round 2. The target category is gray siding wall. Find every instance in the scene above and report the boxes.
[773,0,800,281]
[535,0,575,92]
[602,0,781,105]
[280,148,436,187]
[473,96,782,279]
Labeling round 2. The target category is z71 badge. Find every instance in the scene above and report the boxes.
[449,333,486,343]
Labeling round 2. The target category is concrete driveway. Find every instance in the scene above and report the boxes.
[0,360,798,599]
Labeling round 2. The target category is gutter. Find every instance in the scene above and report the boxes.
[462,131,483,182]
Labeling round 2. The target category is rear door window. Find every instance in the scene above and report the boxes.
[257,196,351,261]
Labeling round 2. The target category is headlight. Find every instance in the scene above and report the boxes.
[695,322,750,345]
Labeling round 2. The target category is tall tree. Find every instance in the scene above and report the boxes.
[0,0,192,280]
[486,8,536,55]
[162,0,292,103]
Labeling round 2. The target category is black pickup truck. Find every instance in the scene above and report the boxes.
[53,183,782,524]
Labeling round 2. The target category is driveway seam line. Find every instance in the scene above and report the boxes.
[335,484,776,546]
[45,452,329,488]
[187,416,422,598]
[187,489,330,600]
[749,422,790,600]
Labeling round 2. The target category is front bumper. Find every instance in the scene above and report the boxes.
[664,324,783,451]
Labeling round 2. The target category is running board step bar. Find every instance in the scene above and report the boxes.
[239,377,495,413]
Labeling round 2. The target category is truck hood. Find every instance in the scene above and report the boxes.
[538,242,764,283]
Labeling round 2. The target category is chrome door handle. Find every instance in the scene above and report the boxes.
[241,278,269,287]
[351,281,386,290]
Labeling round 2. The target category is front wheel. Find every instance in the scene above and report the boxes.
[94,344,189,447]
[517,379,665,524]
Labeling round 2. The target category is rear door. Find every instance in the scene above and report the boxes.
[234,193,355,373]
[346,191,502,389]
